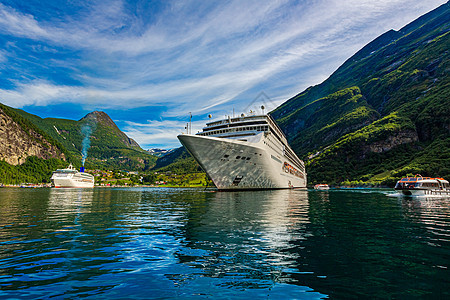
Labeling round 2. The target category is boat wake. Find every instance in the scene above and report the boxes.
[387,192,450,199]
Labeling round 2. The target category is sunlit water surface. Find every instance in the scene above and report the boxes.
[0,188,449,299]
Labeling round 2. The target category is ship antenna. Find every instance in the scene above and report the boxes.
[189,112,192,134]
[261,105,265,115]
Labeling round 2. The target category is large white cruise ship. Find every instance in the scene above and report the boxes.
[51,164,94,188]
[178,112,306,190]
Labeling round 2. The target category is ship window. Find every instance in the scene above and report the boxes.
[241,157,246,160]
[236,156,241,159]
[224,155,229,158]
[246,157,251,160]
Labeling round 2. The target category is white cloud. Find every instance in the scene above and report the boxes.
[0,4,50,39]
[0,50,7,64]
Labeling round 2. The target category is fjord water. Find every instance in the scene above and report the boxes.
[0,188,448,299]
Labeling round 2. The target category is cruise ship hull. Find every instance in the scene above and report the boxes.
[51,164,94,188]
[178,134,306,190]
[52,178,94,188]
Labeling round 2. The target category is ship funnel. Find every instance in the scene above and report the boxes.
[80,167,85,172]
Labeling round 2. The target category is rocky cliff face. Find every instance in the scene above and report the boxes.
[0,108,65,165]
[362,130,419,156]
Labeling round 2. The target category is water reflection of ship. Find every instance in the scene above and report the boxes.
[49,187,94,209]
[176,189,312,288]
[400,197,450,218]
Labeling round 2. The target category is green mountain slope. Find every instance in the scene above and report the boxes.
[152,146,201,174]
[14,109,157,171]
[272,2,450,185]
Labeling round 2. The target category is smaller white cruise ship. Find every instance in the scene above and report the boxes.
[51,164,94,188]
[394,175,450,196]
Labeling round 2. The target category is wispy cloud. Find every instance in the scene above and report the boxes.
[0,0,446,148]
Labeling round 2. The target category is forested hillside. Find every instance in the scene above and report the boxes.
[271,2,450,185]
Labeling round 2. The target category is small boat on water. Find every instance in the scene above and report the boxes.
[394,175,450,197]
[314,184,329,190]
[51,164,94,188]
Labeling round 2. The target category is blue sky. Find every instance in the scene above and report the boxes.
[0,0,446,149]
